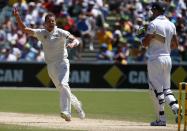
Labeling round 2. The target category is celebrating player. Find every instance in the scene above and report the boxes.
[13,7,85,121]
[141,2,180,126]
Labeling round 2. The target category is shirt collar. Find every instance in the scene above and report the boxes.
[47,26,57,34]
[156,15,167,20]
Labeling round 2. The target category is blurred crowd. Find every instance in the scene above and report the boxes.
[0,0,186,64]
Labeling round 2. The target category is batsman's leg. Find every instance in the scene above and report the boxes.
[164,88,181,123]
[148,59,166,126]
[149,88,160,121]
[163,57,182,123]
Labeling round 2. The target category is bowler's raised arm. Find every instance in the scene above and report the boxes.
[13,7,34,36]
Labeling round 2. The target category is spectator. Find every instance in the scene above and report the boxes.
[0,0,186,63]
[112,29,122,50]
[7,28,18,46]
[56,13,75,31]
[12,46,22,61]
[20,43,38,61]
[0,48,17,61]
[77,13,94,50]
[84,1,104,27]
[96,24,113,51]
[35,7,46,27]
[13,0,28,11]
[69,24,83,60]
[97,43,114,61]
[68,0,84,20]
[16,30,27,48]
[0,25,7,49]
[114,46,128,65]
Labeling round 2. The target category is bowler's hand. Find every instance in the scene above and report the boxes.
[66,42,77,48]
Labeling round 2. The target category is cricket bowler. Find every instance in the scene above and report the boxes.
[13,7,85,122]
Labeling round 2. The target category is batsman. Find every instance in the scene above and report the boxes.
[139,2,181,126]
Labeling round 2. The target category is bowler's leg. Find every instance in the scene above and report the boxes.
[59,84,72,121]
[59,60,85,120]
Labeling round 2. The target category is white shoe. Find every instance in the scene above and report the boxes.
[77,108,85,119]
[75,101,85,119]
[60,111,71,121]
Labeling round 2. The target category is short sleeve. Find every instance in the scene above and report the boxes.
[60,29,71,39]
[30,29,44,41]
[146,23,156,34]
[173,24,177,35]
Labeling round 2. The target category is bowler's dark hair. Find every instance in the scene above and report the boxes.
[44,13,55,22]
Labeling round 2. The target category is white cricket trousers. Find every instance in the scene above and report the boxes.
[148,56,178,121]
[148,56,171,92]
[47,59,80,114]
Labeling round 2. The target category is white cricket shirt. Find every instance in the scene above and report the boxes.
[146,15,176,60]
[31,26,70,64]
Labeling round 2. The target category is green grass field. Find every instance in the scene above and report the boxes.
[0,124,80,131]
[0,88,181,130]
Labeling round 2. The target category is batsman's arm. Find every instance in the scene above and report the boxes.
[13,7,34,36]
[142,34,154,47]
[171,35,178,49]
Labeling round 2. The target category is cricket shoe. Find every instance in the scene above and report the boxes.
[150,120,166,126]
[60,111,71,121]
[75,101,85,119]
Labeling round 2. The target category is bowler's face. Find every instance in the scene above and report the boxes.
[44,16,56,32]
